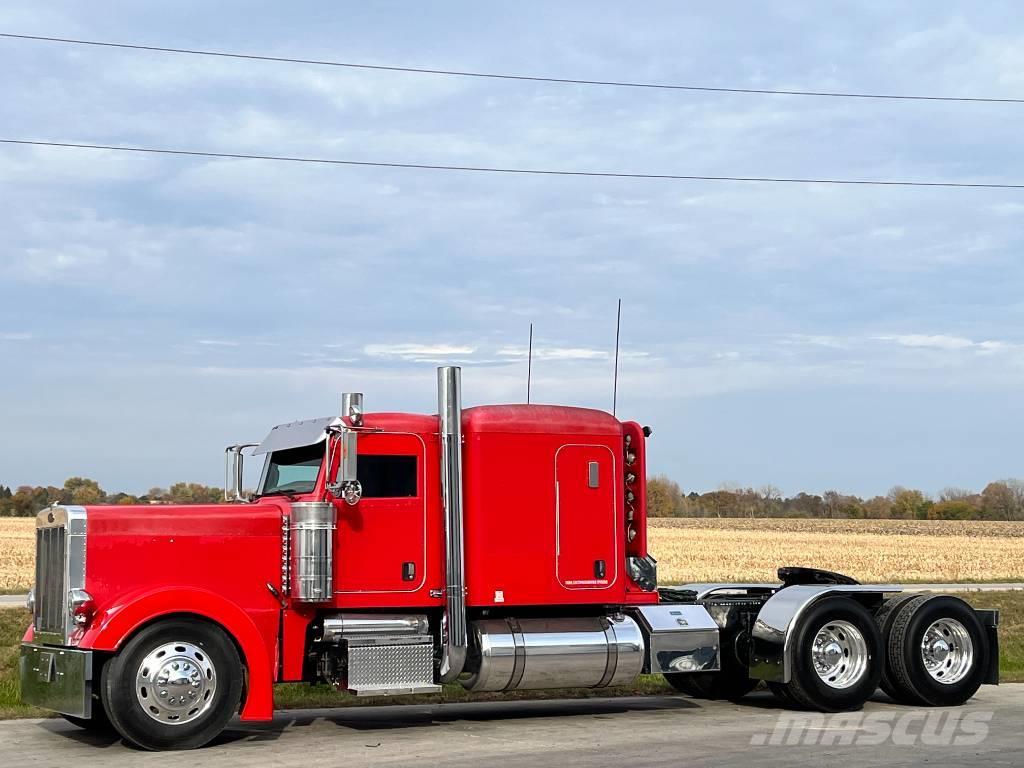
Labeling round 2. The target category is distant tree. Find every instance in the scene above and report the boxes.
[759,485,783,517]
[167,482,223,505]
[822,490,842,519]
[786,492,824,518]
[889,488,932,520]
[646,475,684,518]
[823,490,864,519]
[61,477,105,506]
[981,482,1017,521]
[146,487,168,502]
[106,492,140,505]
[701,490,740,518]
[928,500,976,520]
[939,487,973,503]
[1000,479,1024,521]
[862,495,893,519]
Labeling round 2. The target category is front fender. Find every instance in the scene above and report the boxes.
[81,587,279,721]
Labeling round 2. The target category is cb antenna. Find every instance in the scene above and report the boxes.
[526,322,533,404]
[612,298,622,416]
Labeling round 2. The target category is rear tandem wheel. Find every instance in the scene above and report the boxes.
[769,596,883,712]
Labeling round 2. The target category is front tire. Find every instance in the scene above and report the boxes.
[773,597,882,712]
[102,619,243,751]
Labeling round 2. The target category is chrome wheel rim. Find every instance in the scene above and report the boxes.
[135,642,217,725]
[921,619,974,685]
[811,620,869,689]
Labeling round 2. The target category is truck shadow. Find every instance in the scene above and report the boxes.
[211,695,701,745]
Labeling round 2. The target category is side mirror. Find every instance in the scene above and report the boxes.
[224,444,257,502]
[326,429,362,505]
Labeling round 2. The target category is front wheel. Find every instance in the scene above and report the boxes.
[102,619,243,750]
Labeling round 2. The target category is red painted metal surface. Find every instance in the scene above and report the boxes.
[332,415,444,608]
[79,504,286,720]
[66,406,657,719]
[461,405,629,607]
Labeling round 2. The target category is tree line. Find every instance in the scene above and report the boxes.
[647,477,1024,520]
[0,477,225,516]
[3,475,1024,520]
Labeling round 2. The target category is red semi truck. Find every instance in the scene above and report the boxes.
[20,366,999,750]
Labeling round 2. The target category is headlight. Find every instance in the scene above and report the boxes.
[68,589,95,627]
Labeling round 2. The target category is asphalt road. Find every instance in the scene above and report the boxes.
[0,687,1021,768]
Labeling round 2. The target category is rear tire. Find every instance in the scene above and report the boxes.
[767,681,801,708]
[102,619,243,751]
[873,593,925,700]
[885,595,988,707]
[773,597,882,712]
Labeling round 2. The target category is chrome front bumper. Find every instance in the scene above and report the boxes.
[19,643,93,718]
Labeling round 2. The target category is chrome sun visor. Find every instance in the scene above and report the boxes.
[253,416,341,455]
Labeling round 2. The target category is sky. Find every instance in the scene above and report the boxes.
[1,1,1023,498]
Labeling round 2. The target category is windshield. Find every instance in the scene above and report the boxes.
[259,442,324,496]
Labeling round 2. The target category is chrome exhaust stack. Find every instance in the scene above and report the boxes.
[437,365,468,682]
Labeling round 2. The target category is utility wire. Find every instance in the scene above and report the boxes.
[1,138,1021,189]
[2,32,1021,105]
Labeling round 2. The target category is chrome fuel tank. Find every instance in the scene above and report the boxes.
[462,615,644,692]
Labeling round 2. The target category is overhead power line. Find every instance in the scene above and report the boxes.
[2,32,1022,105]
[2,138,1021,189]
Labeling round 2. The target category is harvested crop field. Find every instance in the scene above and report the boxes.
[649,518,1024,584]
[0,520,33,592]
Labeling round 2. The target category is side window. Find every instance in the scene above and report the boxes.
[358,455,418,498]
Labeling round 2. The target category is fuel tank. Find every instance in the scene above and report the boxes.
[462,615,644,692]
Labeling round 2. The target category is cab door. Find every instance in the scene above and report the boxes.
[555,444,618,591]
[335,431,427,594]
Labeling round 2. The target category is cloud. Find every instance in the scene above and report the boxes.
[0,332,33,341]
[363,343,476,362]
[878,334,976,350]
[4,2,1024,496]
[497,345,609,361]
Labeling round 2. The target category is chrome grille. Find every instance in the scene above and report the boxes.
[34,524,67,635]
[33,505,87,645]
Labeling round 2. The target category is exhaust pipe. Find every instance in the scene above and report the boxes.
[437,366,467,682]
